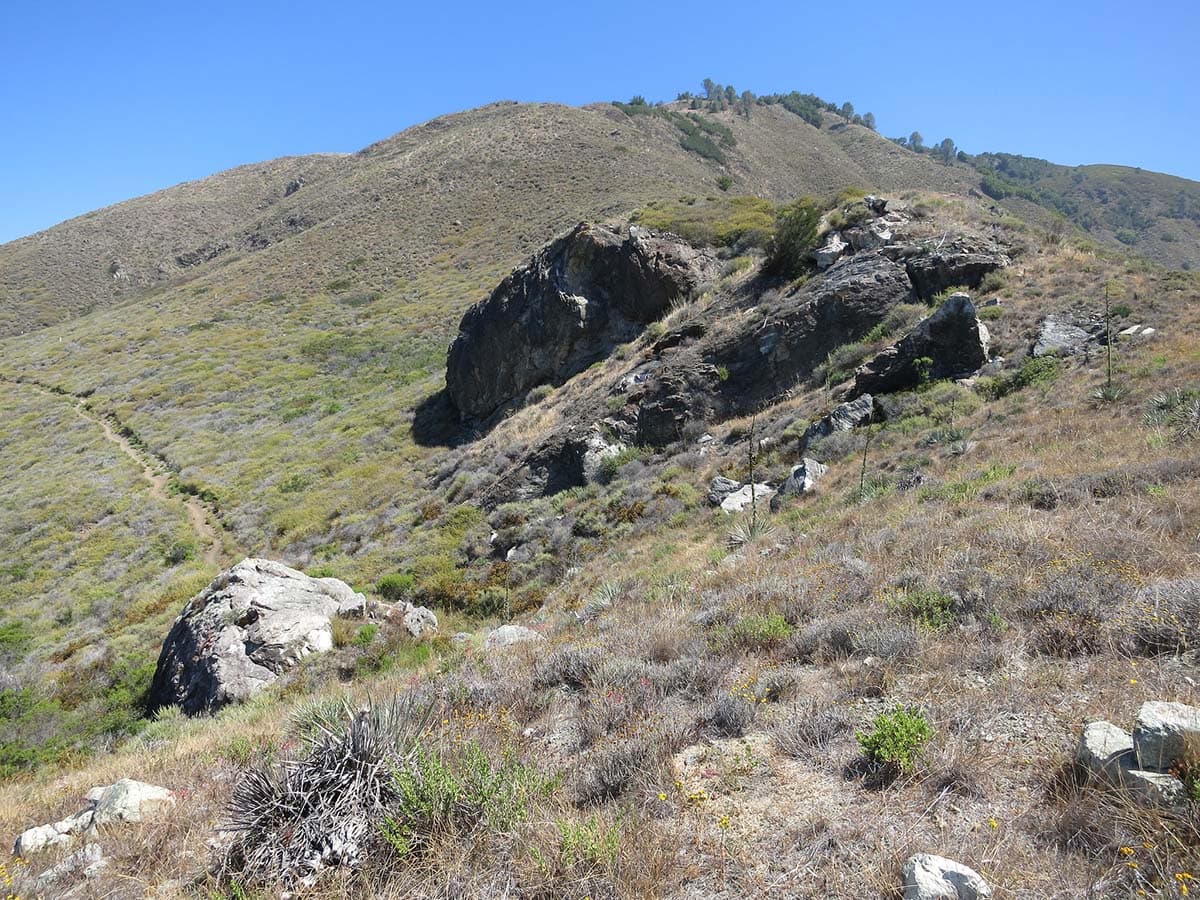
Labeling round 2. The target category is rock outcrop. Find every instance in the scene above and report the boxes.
[483,624,545,650]
[14,780,174,855]
[802,394,874,450]
[148,558,367,715]
[446,223,712,421]
[1032,314,1102,357]
[853,293,989,396]
[905,242,1009,301]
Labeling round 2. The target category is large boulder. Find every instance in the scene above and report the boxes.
[148,558,367,715]
[902,854,992,899]
[445,223,712,420]
[905,244,1009,301]
[1077,720,1135,783]
[853,293,989,396]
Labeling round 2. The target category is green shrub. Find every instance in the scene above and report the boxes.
[726,613,794,649]
[856,706,933,772]
[766,198,822,278]
[891,589,958,630]
[383,742,555,856]
[377,572,416,602]
[975,356,1061,400]
[716,175,734,191]
[977,305,1004,321]
[354,623,379,646]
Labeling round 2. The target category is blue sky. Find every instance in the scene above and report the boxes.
[1,0,1196,243]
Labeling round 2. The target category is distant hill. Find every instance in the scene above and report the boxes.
[0,99,974,337]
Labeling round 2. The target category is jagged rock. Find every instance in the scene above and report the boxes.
[864,195,888,215]
[36,842,108,886]
[707,475,742,506]
[446,223,712,420]
[843,222,893,252]
[403,606,438,639]
[906,245,1009,301]
[148,558,367,715]
[14,780,174,855]
[1033,315,1097,357]
[902,854,992,899]
[770,458,826,511]
[1133,701,1200,772]
[1077,721,1135,783]
[802,394,874,449]
[853,293,989,396]
[720,483,776,514]
[483,624,545,650]
[814,232,848,270]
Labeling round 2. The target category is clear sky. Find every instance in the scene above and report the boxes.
[1,0,1196,243]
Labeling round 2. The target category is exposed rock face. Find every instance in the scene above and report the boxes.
[446,223,712,420]
[802,394,874,450]
[813,232,848,270]
[1133,700,1200,772]
[14,780,174,855]
[148,558,367,715]
[770,458,826,511]
[1033,314,1101,357]
[902,854,992,900]
[905,243,1009,301]
[853,293,989,396]
[707,475,742,506]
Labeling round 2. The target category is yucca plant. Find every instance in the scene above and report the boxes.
[222,694,434,887]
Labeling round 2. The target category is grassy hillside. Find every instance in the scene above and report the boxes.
[3,93,1200,897]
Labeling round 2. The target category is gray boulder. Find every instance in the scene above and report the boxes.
[720,484,776,514]
[36,842,108,887]
[446,223,713,420]
[148,558,367,715]
[707,475,742,506]
[1133,700,1200,772]
[854,293,989,396]
[902,854,992,899]
[1123,768,1188,809]
[770,458,827,511]
[905,244,1008,301]
[403,606,439,640]
[483,624,545,650]
[843,222,893,252]
[802,394,874,450]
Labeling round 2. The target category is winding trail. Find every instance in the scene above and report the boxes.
[2,376,229,568]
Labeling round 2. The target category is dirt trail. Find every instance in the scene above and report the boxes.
[4,376,227,568]
[86,404,225,567]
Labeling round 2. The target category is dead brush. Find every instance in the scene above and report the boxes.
[771,700,852,760]
[219,694,434,887]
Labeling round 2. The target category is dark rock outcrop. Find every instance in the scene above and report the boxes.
[445,223,712,421]
[802,394,875,451]
[626,254,914,445]
[905,242,1009,301]
[148,558,366,715]
[853,293,990,396]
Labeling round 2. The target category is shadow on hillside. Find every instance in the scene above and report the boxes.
[412,389,474,448]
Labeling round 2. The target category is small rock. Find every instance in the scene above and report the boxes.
[1118,324,1143,336]
[719,483,776,514]
[1077,721,1135,783]
[802,395,874,450]
[1133,700,1200,772]
[902,853,992,899]
[482,624,545,650]
[403,606,438,640]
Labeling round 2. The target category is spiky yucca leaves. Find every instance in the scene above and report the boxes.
[222,695,434,886]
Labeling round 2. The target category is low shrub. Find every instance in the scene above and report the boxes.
[856,706,933,773]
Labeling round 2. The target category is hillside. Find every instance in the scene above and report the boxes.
[2,93,1200,898]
